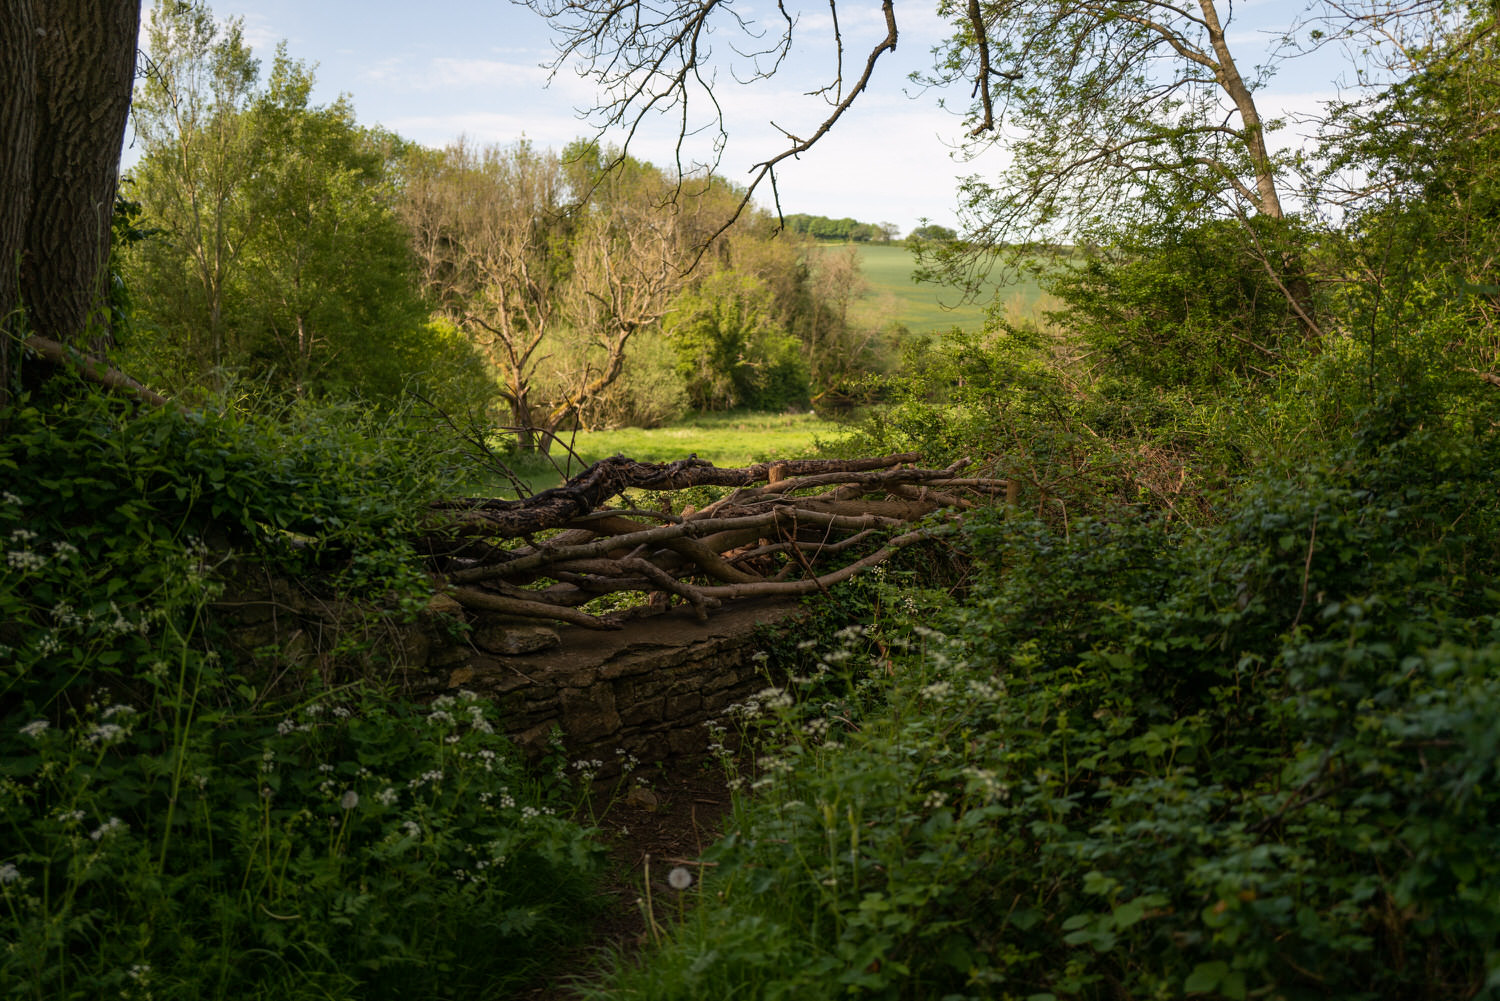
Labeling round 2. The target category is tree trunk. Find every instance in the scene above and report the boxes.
[6,0,140,397]
[0,0,40,408]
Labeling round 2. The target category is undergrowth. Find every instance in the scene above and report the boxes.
[584,405,1500,1000]
[0,384,605,1001]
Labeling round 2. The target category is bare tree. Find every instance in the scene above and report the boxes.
[401,139,569,449]
[546,161,694,436]
[526,0,900,252]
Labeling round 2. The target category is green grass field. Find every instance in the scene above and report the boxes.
[493,410,857,496]
[815,243,1056,333]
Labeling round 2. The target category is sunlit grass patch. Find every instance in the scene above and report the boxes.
[495,410,857,495]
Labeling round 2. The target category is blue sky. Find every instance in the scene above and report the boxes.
[124,0,1347,235]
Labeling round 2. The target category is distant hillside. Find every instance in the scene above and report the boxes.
[816,243,1055,334]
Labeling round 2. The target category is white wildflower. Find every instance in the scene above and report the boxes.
[0,862,21,884]
[90,816,125,841]
[19,719,49,739]
[962,766,1009,802]
[376,787,398,807]
[920,681,953,702]
[408,769,443,789]
[85,723,126,746]
[967,677,1004,700]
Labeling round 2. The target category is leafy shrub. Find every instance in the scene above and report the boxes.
[666,271,811,412]
[847,324,1237,521]
[1045,216,1310,393]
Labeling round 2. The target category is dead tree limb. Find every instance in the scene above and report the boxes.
[423,453,1005,630]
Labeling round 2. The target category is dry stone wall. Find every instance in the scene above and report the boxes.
[443,598,802,772]
[213,576,802,774]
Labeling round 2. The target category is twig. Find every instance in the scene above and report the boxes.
[1290,513,1318,630]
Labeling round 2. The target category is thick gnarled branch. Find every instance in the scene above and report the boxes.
[423,453,1005,629]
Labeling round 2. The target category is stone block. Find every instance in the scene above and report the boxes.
[665,692,703,717]
[559,685,622,743]
[473,618,561,655]
[619,697,666,727]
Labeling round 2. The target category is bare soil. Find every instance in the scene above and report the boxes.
[517,752,741,999]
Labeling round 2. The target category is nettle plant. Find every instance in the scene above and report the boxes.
[0,387,603,1001]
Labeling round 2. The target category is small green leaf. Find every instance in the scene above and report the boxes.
[1185,960,1228,993]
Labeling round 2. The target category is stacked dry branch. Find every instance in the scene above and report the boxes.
[423,453,1006,629]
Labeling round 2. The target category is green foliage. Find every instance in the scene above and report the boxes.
[780,213,896,243]
[845,322,1237,522]
[0,386,603,1000]
[666,270,811,412]
[1304,8,1500,420]
[906,223,957,243]
[1045,217,1309,392]
[569,326,690,429]
[121,2,489,409]
[589,412,1500,999]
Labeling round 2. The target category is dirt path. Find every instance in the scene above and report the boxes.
[518,754,740,999]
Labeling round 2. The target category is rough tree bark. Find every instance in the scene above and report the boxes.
[0,0,141,406]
